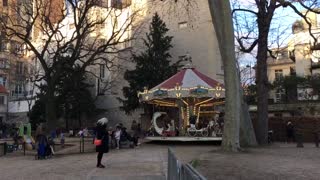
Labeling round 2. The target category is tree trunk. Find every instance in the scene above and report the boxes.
[256,32,269,145]
[240,88,257,147]
[208,0,240,151]
[45,90,57,133]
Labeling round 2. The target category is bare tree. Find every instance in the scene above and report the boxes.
[232,0,320,144]
[0,0,140,131]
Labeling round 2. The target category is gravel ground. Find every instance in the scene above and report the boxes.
[0,143,167,180]
[1,141,319,180]
[193,143,320,180]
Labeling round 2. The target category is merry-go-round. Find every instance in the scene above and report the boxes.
[138,65,225,141]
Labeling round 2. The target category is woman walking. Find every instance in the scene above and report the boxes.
[95,118,109,168]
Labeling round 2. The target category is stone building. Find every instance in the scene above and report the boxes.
[0,0,36,124]
[93,0,224,127]
[266,11,320,117]
[0,0,224,127]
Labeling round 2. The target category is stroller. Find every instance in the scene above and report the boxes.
[35,135,54,160]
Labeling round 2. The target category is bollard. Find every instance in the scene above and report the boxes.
[23,142,26,156]
[296,133,304,148]
[4,142,7,156]
[82,137,84,153]
[315,132,319,148]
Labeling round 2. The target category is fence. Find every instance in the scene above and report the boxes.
[168,148,207,180]
[252,117,320,142]
[0,136,123,157]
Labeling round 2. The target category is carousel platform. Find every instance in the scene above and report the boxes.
[145,136,222,142]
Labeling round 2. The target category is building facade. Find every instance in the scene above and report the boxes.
[94,0,224,127]
[0,0,36,123]
[0,0,224,127]
[267,11,320,117]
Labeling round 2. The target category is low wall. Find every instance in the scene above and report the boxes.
[252,117,320,142]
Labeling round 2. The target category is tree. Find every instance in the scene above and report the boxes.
[0,0,138,131]
[56,63,96,129]
[161,0,256,150]
[119,13,183,114]
[232,0,320,144]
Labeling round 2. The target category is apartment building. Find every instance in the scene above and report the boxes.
[0,0,224,126]
[267,11,320,116]
[0,0,36,123]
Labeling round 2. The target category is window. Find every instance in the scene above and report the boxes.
[276,53,282,60]
[0,59,7,69]
[111,0,131,9]
[0,76,7,87]
[317,14,320,27]
[0,96,4,105]
[0,41,10,52]
[274,113,283,117]
[290,67,296,76]
[124,39,131,48]
[275,69,283,81]
[275,89,285,103]
[178,22,188,29]
[69,23,75,30]
[100,64,105,78]
[3,0,8,6]
[14,84,23,96]
[16,62,24,74]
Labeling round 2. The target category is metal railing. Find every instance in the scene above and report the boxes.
[168,148,207,180]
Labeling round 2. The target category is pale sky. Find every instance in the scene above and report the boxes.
[232,0,304,65]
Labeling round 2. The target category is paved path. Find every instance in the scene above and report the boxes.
[0,144,168,180]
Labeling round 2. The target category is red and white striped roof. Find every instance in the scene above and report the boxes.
[151,68,223,90]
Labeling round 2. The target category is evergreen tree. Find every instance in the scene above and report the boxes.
[29,60,96,129]
[119,13,183,114]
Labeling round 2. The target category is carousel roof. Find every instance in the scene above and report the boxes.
[151,67,223,91]
[138,66,225,103]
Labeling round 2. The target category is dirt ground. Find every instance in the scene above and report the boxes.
[190,143,320,180]
[1,140,319,180]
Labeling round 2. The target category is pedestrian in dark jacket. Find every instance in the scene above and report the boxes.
[96,118,109,168]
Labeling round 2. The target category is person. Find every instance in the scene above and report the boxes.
[95,118,109,168]
[69,129,74,137]
[78,129,84,137]
[60,132,65,148]
[137,123,142,137]
[121,127,137,147]
[286,121,295,143]
[114,126,121,149]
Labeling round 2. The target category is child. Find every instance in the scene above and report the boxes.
[115,126,121,149]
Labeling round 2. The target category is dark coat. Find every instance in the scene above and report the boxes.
[95,125,109,153]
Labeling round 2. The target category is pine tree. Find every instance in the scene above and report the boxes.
[119,13,183,114]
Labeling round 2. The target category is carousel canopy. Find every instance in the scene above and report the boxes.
[151,67,222,90]
[138,66,225,103]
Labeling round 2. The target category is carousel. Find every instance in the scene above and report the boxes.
[138,65,225,141]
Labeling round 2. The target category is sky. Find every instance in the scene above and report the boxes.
[233,0,306,65]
